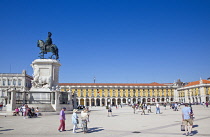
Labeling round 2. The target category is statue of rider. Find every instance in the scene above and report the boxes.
[44,32,53,52]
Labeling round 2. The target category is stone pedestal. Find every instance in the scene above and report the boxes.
[4,59,73,112]
[30,59,61,91]
[6,90,16,112]
[28,59,72,111]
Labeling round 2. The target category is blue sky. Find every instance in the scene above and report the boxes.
[0,0,210,83]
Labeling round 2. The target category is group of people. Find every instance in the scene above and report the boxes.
[130,103,155,114]
[13,104,40,118]
[130,102,183,114]
[202,101,209,108]
[58,107,90,134]
[169,102,181,111]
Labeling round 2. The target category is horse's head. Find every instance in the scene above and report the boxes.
[37,40,45,47]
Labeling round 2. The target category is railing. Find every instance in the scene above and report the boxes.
[16,100,24,104]
[16,100,51,104]
[31,100,51,104]
[60,101,68,104]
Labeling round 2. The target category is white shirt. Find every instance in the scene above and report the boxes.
[22,106,26,112]
[35,108,39,113]
[81,111,88,120]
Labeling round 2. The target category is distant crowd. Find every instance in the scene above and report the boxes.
[13,104,40,119]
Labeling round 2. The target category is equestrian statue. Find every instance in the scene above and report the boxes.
[37,32,59,60]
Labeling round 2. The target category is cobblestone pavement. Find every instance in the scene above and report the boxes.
[1,105,210,137]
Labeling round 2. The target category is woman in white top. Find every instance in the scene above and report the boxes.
[72,109,78,133]
[22,105,26,119]
[35,107,39,117]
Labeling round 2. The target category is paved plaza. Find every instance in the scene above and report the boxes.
[1,105,210,137]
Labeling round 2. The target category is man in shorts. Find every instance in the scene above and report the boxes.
[182,103,193,136]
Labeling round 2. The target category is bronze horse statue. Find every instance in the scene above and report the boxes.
[37,40,59,60]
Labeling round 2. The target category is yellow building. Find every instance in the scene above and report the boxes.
[177,79,210,103]
[59,82,177,107]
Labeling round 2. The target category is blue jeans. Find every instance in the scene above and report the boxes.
[156,108,160,114]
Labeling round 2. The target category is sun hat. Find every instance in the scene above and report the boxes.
[73,109,78,113]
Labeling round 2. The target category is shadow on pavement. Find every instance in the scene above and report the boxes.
[192,130,198,135]
[89,110,101,112]
[140,114,149,115]
[193,125,199,128]
[0,129,14,132]
[88,127,104,133]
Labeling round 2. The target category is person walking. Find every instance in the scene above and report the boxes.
[147,104,152,113]
[178,103,181,109]
[202,102,205,108]
[108,105,112,117]
[205,102,209,108]
[156,103,160,114]
[170,103,172,109]
[141,104,146,115]
[132,104,136,114]
[58,107,66,132]
[139,103,142,110]
[164,103,167,110]
[182,103,193,136]
[72,109,78,133]
[174,102,178,111]
[81,109,89,133]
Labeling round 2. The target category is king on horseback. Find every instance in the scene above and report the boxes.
[37,32,59,60]
[44,32,53,52]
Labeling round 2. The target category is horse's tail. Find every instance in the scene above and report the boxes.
[37,40,40,47]
[56,48,59,60]
[52,44,59,60]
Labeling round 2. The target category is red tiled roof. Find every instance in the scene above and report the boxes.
[184,79,210,87]
[59,82,167,87]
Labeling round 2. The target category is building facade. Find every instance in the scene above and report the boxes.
[59,82,178,107]
[177,79,210,103]
[1,70,210,110]
[0,70,33,106]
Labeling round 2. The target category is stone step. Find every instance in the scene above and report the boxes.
[0,110,80,116]
[22,104,56,112]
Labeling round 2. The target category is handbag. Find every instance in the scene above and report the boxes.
[181,122,185,131]
[76,119,79,124]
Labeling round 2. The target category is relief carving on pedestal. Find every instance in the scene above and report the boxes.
[31,66,51,89]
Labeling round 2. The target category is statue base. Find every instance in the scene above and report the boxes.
[30,59,61,90]
[28,59,63,111]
